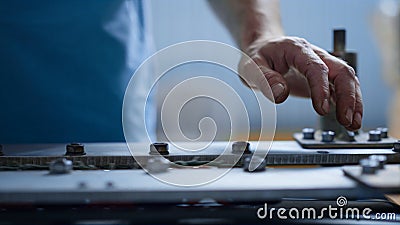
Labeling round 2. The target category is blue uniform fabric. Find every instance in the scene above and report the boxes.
[0,1,155,143]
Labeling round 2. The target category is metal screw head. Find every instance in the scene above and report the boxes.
[65,143,86,156]
[232,141,251,154]
[321,131,335,142]
[359,158,379,174]
[149,142,169,155]
[302,128,315,140]
[368,155,387,169]
[146,157,170,173]
[368,130,382,142]
[49,158,73,174]
[346,131,356,142]
[243,156,267,172]
[376,127,388,138]
[393,140,400,153]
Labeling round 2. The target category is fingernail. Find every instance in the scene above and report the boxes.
[353,112,362,127]
[322,99,330,114]
[271,83,285,99]
[345,108,353,124]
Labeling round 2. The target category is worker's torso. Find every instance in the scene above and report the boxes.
[0,0,155,143]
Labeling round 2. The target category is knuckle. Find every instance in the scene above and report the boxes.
[240,59,251,72]
[337,65,356,78]
[242,57,258,71]
[338,91,356,103]
[282,37,298,47]
[339,65,356,77]
[304,61,329,80]
[320,63,329,73]
[242,55,275,78]
[251,55,264,64]
[347,66,356,76]
[291,37,309,46]
[255,71,270,86]
[297,37,308,45]
[264,71,278,81]
[354,76,361,86]
[312,60,329,71]
[246,44,261,56]
[269,36,312,50]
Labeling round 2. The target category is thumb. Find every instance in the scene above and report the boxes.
[238,55,289,103]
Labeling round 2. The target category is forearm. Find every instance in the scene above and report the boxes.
[208,0,284,50]
[209,0,363,130]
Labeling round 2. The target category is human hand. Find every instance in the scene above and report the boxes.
[238,36,362,130]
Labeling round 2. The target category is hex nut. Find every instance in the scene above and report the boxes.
[368,130,382,142]
[359,158,379,175]
[149,142,169,155]
[232,141,251,154]
[302,128,315,140]
[65,143,86,156]
[368,155,387,169]
[376,127,388,138]
[346,131,356,142]
[393,140,400,153]
[243,155,267,172]
[321,131,335,142]
[49,158,73,174]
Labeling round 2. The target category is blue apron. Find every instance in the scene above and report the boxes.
[0,0,155,143]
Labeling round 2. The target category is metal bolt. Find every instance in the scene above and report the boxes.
[146,157,170,173]
[376,127,388,138]
[393,140,400,153]
[368,130,382,142]
[346,131,356,142]
[149,142,169,155]
[369,155,387,169]
[243,156,266,172]
[302,128,315,140]
[49,158,73,174]
[360,158,379,174]
[321,131,335,142]
[65,143,86,156]
[232,141,251,154]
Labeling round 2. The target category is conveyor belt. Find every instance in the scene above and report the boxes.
[0,141,399,169]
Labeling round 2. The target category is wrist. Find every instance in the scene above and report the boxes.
[238,2,284,52]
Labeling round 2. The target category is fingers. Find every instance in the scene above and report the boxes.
[333,68,356,127]
[260,37,330,115]
[239,55,289,103]
[240,36,363,129]
[347,81,363,130]
[312,45,363,130]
